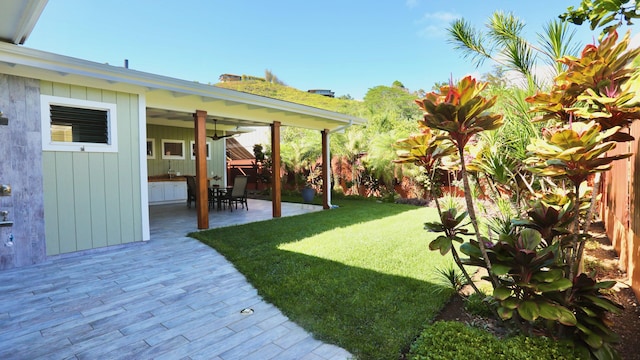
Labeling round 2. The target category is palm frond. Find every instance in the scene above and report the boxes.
[488,11,526,46]
[486,12,538,88]
[447,18,492,68]
[537,20,583,76]
[502,38,538,86]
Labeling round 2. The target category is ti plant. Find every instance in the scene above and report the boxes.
[415,75,504,287]
[393,127,458,214]
[424,207,480,294]
[397,28,639,360]
[394,128,479,292]
[461,228,577,329]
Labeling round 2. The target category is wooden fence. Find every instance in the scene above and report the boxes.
[601,121,640,299]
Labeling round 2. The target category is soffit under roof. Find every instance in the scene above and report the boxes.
[0,42,366,132]
[0,0,48,44]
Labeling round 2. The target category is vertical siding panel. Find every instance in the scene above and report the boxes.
[100,90,122,246]
[86,87,102,102]
[51,83,70,97]
[87,87,108,247]
[55,152,77,253]
[89,155,108,248]
[40,81,53,96]
[72,153,92,250]
[69,85,87,100]
[212,140,225,180]
[129,95,143,240]
[42,152,59,255]
[117,93,134,243]
[104,153,121,246]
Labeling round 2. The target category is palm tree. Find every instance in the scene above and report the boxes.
[331,128,367,195]
[448,13,582,90]
[363,131,403,194]
[280,128,320,190]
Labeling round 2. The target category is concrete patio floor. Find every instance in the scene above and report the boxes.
[0,199,352,359]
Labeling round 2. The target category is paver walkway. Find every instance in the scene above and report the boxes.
[0,200,352,359]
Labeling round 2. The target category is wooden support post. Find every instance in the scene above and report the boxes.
[271,121,282,218]
[194,110,209,229]
[322,129,330,209]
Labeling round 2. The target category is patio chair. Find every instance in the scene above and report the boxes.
[186,175,215,209]
[222,175,248,211]
[186,176,197,208]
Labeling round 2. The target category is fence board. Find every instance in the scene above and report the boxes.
[601,123,640,300]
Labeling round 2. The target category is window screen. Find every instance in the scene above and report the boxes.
[50,105,109,144]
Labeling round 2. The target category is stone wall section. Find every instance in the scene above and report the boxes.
[0,74,46,269]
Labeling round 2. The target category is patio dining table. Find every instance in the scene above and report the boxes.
[210,185,233,211]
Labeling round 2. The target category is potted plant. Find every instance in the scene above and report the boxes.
[301,185,315,203]
[301,165,321,203]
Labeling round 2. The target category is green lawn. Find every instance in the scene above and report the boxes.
[190,198,454,360]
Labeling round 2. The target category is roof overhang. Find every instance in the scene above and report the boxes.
[0,42,366,131]
[0,0,48,44]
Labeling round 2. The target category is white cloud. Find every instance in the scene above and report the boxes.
[420,11,460,23]
[417,25,446,39]
[406,0,419,8]
[416,11,460,39]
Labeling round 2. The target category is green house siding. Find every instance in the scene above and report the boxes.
[41,81,143,256]
[146,124,226,181]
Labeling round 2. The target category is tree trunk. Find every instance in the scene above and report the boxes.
[458,145,499,288]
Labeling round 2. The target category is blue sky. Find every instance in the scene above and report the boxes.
[26,1,636,100]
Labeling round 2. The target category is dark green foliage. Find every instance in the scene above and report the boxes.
[561,0,640,33]
[409,321,586,360]
[433,265,467,294]
[464,292,495,318]
[560,274,624,359]
[363,84,423,123]
[425,208,470,255]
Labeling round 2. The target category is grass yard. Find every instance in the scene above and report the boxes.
[190,198,454,360]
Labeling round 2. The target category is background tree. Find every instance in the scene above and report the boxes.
[280,127,320,190]
[561,0,640,33]
[363,84,423,123]
[331,128,367,195]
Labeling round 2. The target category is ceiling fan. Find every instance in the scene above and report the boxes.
[208,119,234,141]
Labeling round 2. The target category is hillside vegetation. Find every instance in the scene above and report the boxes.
[215,80,363,116]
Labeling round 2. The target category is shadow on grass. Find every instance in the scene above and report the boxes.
[190,200,451,360]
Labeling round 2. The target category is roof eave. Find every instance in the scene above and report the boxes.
[0,0,48,45]
[0,42,367,129]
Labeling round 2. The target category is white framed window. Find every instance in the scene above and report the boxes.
[190,140,211,160]
[161,139,185,160]
[147,138,155,159]
[41,95,118,152]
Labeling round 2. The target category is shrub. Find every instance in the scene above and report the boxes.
[464,292,494,318]
[408,321,586,360]
[394,197,431,206]
[433,265,467,295]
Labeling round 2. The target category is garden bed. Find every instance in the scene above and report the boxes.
[426,221,640,360]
